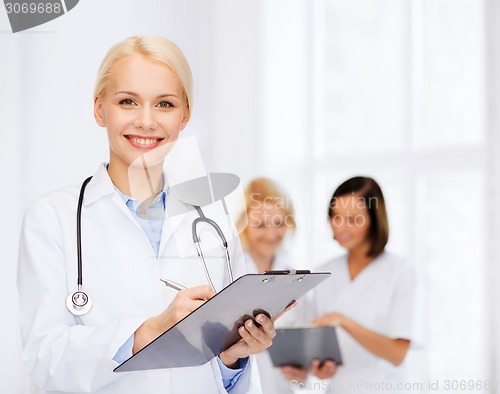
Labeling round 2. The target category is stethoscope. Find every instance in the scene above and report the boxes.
[66,176,234,316]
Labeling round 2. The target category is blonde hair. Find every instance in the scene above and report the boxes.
[238,178,296,251]
[94,35,193,117]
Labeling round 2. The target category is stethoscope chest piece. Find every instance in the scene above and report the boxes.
[66,290,93,316]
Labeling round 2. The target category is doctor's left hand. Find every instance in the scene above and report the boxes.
[219,313,276,368]
[218,301,296,368]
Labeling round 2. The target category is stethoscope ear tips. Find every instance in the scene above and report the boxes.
[66,291,93,316]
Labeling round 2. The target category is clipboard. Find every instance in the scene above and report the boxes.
[114,271,330,372]
[267,326,343,368]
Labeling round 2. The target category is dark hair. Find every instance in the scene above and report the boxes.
[327,176,389,257]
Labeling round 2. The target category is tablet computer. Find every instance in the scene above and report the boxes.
[267,326,343,368]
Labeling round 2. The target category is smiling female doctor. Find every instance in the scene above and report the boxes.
[17,35,278,394]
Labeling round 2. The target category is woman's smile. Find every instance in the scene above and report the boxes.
[124,134,165,150]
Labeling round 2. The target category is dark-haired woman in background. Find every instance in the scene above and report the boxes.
[284,176,419,393]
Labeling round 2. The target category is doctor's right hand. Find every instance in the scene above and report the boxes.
[132,285,215,354]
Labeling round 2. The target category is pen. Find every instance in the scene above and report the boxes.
[160,278,209,301]
[160,278,187,291]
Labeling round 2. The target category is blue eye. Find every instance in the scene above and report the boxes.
[158,101,173,108]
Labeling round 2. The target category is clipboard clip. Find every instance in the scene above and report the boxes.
[262,269,311,283]
[263,269,311,275]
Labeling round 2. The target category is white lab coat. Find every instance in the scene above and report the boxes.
[307,252,419,394]
[243,252,297,394]
[17,164,262,394]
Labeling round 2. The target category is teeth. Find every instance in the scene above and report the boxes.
[129,137,158,145]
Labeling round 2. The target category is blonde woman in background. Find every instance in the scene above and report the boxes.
[240,178,296,275]
[239,178,298,394]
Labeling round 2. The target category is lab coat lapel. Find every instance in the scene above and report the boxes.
[82,163,115,206]
[83,163,158,252]
[158,216,175,256]
[158,195,190,257]
[110,193,152,241]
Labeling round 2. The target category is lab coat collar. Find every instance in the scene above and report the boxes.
[84,163,171,207]
[81,163,192,255]
[82,163,116,206]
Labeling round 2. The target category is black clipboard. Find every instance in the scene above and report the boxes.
[267,326,343,368]
[114,271,330,372]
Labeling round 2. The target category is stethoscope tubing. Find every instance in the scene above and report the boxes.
[68,176,234,316]
[65,176,94,316]
[192,205,234,288]
[76,177,93,289]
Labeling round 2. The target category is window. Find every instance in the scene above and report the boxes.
[261,0,489,388]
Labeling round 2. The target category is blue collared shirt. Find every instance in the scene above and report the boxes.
[113,183,246,390]
[115,188,166,257]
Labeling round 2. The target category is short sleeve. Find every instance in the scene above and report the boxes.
[388,264,422,347]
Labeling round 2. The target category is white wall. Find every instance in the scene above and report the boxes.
[485,0,500,384]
